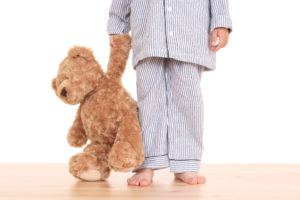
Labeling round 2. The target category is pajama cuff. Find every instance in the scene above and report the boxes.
[169,160,201,173]
[210,14,233,33]
[106,15,131,35]
[132,154,169,173]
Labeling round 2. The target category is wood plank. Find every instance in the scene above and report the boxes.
[0,164,299,200]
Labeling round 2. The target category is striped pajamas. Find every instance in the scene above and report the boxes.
[107,0,233,71]
[132,57,204,173]
[106,0,233,173]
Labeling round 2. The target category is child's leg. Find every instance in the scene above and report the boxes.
[128,57,169,186]
[133,57,169,171]
[165,58,205,184]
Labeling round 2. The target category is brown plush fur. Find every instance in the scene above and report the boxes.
[51,34,144,181]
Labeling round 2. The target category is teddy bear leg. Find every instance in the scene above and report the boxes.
[108,110,145,172]
[69,142,112,181]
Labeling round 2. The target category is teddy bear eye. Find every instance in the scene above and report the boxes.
[73,54,80,58]
[60,75,69,82]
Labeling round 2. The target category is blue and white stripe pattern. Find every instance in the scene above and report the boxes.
[132,57,204,173]
[107,0,232,71]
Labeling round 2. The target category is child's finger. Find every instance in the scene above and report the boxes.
[210,39,221,52]
[211,34,228,52]
[214,43,222,52]
[110,41,115,48]
[110,36,115,48]
[218,35,226,49]
[220,34,228,48]
[211,43,220,52]
[211,30,218,46]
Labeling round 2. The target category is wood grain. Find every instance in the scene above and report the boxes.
[0,164,299,200]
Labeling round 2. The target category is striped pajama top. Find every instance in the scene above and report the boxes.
[106,0,232,71]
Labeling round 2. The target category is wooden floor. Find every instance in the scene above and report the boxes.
[0,164,299,200]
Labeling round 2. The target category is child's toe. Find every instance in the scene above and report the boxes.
[127,177,136,185]
[132,178,139,186]
[135,180,141,186]
[127,178,131,184]
[197,176,206,184]
[189,177,198,184]
[139,178,150,186]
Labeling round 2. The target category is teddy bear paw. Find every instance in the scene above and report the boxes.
[108,142,140,172]
[67,129,87,147]
[79,169,101,181]
[69,152,110,181]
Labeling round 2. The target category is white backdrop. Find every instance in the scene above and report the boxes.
[0,0,299,163]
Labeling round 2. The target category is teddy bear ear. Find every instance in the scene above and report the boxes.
[51,78,57,91]
[68,46,94,61]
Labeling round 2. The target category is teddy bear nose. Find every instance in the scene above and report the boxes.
[61,87,67,97]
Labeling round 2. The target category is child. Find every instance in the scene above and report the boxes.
[107,0,232,186]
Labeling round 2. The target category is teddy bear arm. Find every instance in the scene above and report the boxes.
[67,104,87,147]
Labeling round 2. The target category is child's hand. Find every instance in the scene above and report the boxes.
[210,28,230,52]
[109,35,116,48]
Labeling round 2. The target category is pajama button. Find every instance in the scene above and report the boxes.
[167,7,172,12]
[169,31,173,36]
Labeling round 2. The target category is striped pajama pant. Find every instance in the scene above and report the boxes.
[132,57,204,173]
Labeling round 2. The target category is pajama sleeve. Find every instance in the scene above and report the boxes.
[209,0,233,33]
[106,0,131,35]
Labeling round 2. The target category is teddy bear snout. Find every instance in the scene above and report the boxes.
[60,87,67,97]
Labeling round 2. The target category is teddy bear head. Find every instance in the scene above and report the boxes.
[51,46,104,105]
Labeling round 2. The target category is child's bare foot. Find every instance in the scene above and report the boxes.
[174,172,206,185]
[127,168,154,186]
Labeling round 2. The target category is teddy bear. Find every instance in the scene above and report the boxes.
[51,34,144,181]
